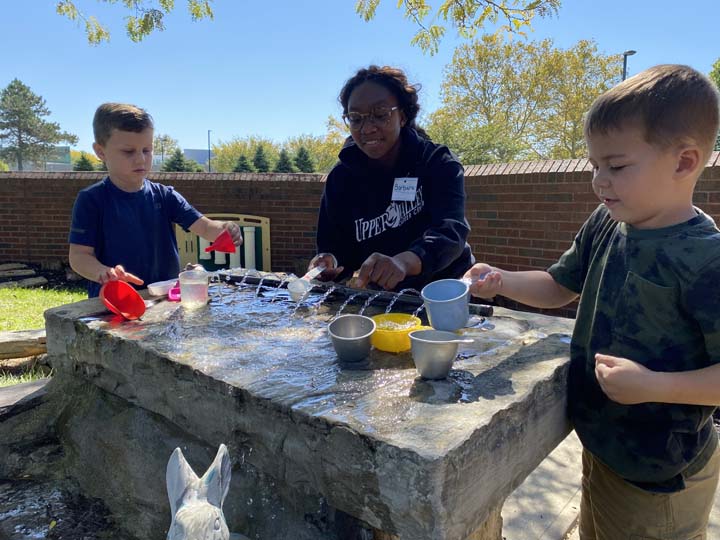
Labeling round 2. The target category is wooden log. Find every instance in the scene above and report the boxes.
[0,329,47,360]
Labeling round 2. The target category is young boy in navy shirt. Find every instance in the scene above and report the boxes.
[69,103,241,297]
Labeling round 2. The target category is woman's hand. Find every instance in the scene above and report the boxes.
[99,264,144,286]
[355,252,417,290]
[463,263,501,299]
[308,253,344,281]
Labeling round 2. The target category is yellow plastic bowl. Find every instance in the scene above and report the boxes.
[371,313,424,353]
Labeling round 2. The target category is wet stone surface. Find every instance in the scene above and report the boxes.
[0,480,121,540]
[43,280,576,540]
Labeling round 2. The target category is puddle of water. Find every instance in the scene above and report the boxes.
[0,480,124,539]
[89,282,536,436]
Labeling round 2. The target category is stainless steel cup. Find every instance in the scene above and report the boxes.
[409,329,473,379]
[328,315,376,363]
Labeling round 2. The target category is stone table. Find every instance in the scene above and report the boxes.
[43,284,575,540]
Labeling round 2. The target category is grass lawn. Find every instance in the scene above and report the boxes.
[0,366,50,388]
[0,286,86,332]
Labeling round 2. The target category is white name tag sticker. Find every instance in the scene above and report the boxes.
[392,177,418,202]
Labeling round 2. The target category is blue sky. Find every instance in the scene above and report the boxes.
[2,1,718,154]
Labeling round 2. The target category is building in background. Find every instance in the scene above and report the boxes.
[183,149,212,169]
[152,149,213,171]
[0,145,72,171]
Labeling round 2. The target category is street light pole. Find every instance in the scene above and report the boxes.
[622,50,637,81]
[207,129,212,172]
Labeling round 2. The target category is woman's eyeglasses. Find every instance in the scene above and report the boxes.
[342,106,399,129]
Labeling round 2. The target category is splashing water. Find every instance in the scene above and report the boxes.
[290,284,316,317]
[208,272,227,302]
[412,304,426,318]
[255,276,268,298]
[269,276,291,303]
[332,292,363,319]
[238,268,260,288]
[384,288,420,314]
[312,286,338,314]
[358,292,385,316]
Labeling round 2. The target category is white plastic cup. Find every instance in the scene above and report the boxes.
[179,269,209,308]
[287,278,312,302]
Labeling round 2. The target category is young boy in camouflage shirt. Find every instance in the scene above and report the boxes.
[465,65,720,539]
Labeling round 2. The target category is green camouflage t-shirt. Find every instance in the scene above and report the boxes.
[549,205,720,491]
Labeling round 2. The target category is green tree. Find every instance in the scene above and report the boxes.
[162,148,202,172]
[430,35,619,162]
[253,144,270,172]
[538,40,619,158]
[0,79,78,171]
[356,0,560,54]
[153,133,179,164]
[211,136,279,173]
[273,149,295,173]
[711,59,720,151]
[96,159,107,171]
[710,59,720,88]
[55,0,213,44]
[71,149,101,168]
[427,109,524,165]
[232,154,253,172]
[73,152,96,171]
[0,159,9,172]
[55,0,554,52]
[284,117,345,173]
[293,145,315,173]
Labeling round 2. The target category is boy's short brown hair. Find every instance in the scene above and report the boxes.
[585,64,720,159]
[93,103,154,145]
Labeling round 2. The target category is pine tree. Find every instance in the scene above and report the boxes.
[96,160,108,171]
[73,152,96,171]
[273,149,295,173]
[162,149,202,172]
[293,146,315,173]
[252,145,270,172]
[233,154,253,172]
[0,79,77,170]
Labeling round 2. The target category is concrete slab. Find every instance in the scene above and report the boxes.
[0,378,50,410]
[502,431,581,540]
[507,430,720,540]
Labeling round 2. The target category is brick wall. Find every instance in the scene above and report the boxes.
[2,152,719,316]
[0,171,326,275]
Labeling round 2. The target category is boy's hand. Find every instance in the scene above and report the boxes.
[99,265,144,286]
[595,353,658,404]
[463,263,501,299]
[222,222,243,247]
[308,253,344,282]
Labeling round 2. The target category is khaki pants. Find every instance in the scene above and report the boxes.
[579,446,720,540]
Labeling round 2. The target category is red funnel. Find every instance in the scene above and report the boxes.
[204,229,236,253]
[100,281,146,320]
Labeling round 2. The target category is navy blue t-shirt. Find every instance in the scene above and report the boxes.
[69,177,202,297]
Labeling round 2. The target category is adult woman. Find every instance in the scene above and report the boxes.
[310,65,474,291]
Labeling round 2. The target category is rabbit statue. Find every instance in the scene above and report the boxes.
[166,444,231,540]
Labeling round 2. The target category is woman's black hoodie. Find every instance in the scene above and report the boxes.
[317,127,474,291]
